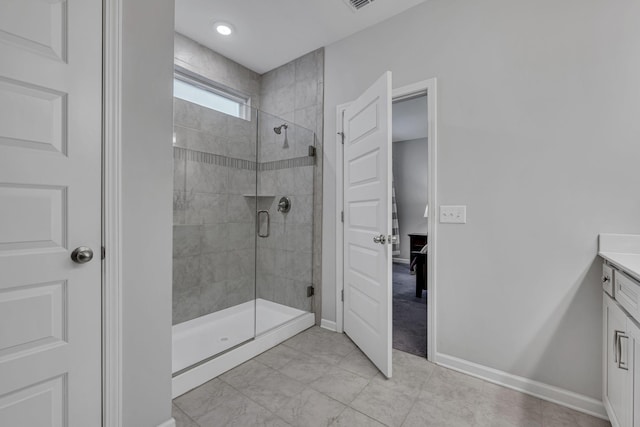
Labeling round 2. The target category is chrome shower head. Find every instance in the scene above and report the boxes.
[274,124,288,135]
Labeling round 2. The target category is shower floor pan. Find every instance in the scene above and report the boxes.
[172,298,314,397]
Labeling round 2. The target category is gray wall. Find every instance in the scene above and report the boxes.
[322,0,640,401]
[120,0,174,425]
[392,138,428,261]
[259,50,324,320]
[172,99,257,325]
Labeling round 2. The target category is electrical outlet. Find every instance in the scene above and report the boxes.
[440,205,466,224]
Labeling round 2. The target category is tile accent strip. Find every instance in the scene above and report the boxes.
[173,146,256,170]
[259,156,315,171]
[173,146,315,171]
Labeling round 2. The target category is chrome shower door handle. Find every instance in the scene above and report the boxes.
[257,210,270,238]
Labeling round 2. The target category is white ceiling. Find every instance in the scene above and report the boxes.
[392,95,428,142]
[175,0,427,74]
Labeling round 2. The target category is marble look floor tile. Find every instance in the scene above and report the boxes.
[392,349,434,371]
[476,405,541,427]
[541,401,611,427]
[174,379,238,420]
[402,400,472,427]
[482,382,543,410]
[220,359,274,389]
[350,381,416,427]
[370,349,434,396]
[174,329,612,427]
[475,382,542,427]
[255,344,308,370]
[329,407,386,427]
[310,366,370,405]
[278,352,333,384]
[337,348,379,379]
[276,387,346,427]
[196,391,290,427]
[239,370,306,412]
[282,327,356,364]
[172,404,199,427]
[418,366,486,424]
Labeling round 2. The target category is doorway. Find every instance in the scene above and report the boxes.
[336,77,437,373]
[391,94,429,357]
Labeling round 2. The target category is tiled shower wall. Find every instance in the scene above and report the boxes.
[173,34,261,325]
[172,33,324,324]
[259,49,324,322]
[172,99,257,325]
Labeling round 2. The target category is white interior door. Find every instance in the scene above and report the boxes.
[343,72,393,378]
[0,1,102,425]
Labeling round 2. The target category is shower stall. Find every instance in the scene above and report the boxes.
[171,97,316,395]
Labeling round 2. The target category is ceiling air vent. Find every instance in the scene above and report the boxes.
[343,0,375,12]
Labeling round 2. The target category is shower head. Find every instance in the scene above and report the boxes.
[273,124,288,135]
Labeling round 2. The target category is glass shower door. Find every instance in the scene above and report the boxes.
[171,99,259,373]
[255,110,316,335]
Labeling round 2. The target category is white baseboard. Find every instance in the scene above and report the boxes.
[435,353,608,420]
[157,418,176,427]
[393,258,410,264]
[320,319,337,331]
[172,313,315,398]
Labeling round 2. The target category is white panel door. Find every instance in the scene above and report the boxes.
[343,72,393,378]
[0,1,102,426]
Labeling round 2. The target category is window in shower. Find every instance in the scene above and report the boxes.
[173,67,251,120]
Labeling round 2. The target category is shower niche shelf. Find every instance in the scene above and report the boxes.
[242,194,275,198]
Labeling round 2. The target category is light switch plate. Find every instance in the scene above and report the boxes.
[440,205,466,224]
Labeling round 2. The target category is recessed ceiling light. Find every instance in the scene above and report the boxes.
[214,22,234,36]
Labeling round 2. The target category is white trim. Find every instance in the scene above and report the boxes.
[334,78,438,360]
[103,0,124,426]
[435,352,609,420]
[172,313,315,398]
[335,102,350,334]
[320,319,337,332]
[392,258,410,265]
[157,419,176,427]
[392,78,438,362]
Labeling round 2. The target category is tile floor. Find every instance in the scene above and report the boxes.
[173,327,611,427]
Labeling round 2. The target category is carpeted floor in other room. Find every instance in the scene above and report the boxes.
[392,262,427,357]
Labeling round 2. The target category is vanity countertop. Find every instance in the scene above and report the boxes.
[599,233,640,282]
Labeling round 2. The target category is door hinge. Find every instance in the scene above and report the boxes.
[341,289,344,302]
[307,286,315,297]
[101,246,106,260]
[337,131,345,145]
[308,145,316,157]
[341,211,344,222]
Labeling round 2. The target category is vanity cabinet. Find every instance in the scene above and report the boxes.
[602,263,640,427]
[604,293,632,427]
[629,320,640,427]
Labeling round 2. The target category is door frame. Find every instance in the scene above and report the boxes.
[335,78,438,362]
[103,0,125,425]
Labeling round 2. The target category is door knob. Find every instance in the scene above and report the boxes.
[373,234,387,244]
[71,247,94,264]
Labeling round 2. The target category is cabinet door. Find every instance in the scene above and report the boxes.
[627,318,640,427]
[604,294,632,427]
